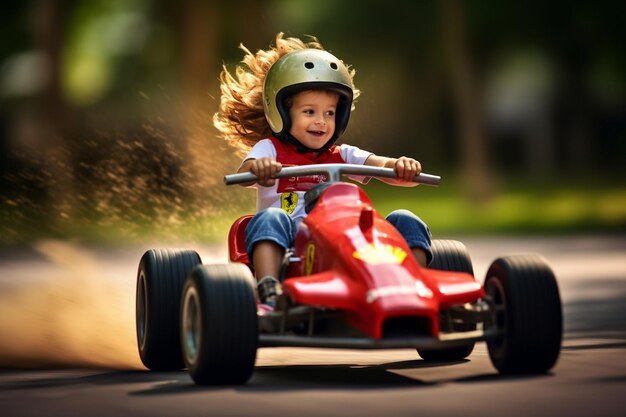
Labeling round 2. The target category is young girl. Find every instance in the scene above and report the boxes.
[214,33,432,308]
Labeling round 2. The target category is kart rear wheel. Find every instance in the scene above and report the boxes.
[181,263,258,385]
[428,239,474,276]
[418,239,475,361]
[136,249,201,371]
[484,255,562,374]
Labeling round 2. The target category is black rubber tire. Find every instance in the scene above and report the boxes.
[428,239,474,276]
[484,255,562,374]
[136,248,201,371]
[418,239,476,361]
[181,263,258,385]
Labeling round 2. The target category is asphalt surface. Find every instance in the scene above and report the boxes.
[1,235,625,417]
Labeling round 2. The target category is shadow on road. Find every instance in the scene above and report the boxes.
[0,370,159,391]
[0,358,547,396]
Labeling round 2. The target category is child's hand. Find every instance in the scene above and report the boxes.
[249,157,282,187]
[392,156,422,182]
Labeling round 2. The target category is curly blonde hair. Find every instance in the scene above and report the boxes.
[213,32,359,153]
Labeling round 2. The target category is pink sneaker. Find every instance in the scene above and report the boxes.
[257,303,275,314]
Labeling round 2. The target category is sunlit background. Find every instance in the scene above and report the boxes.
[0,0,625,371]
[1,0,625,244]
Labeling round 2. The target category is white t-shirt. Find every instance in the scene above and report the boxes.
[243,139,372,222]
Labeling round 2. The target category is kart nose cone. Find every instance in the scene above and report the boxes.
[366,280,434,304]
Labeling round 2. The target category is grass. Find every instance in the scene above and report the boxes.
[361,176,626,236]
[1,176,625,246]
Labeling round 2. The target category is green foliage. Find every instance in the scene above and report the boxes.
[363,177,626,236]
[2,177,624,246]
[2,0,625,246]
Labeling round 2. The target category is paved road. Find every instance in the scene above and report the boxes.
[0,235,625,417]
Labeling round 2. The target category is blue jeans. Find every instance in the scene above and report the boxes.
[245,207,432,266]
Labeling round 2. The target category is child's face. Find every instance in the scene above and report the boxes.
[288,90,339,151]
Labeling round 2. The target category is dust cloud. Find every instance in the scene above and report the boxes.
[0,240,144,369]
[0,101,250,369]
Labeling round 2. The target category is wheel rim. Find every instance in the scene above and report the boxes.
[486,276,507,355]
[137,272,148,350]
[182,286,201,366]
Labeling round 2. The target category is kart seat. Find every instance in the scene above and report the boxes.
[304,182,332,213]
[228,215,253,265]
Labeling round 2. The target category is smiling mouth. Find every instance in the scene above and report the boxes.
[307,130,326,137]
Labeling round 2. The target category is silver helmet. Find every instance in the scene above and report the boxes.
[263,49,354,149]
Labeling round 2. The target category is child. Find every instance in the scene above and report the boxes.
[214,33,432,308]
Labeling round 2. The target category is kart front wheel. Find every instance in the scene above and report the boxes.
[484,255,562,374]
[136,249,201,371]
[418,239,475,361]
[181,263,258,385]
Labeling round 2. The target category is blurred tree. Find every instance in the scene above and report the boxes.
[440,0,491,201]
[32,0,74,225]
[177,0,270,186]
[1,0,624,243]
[179,0,222,188]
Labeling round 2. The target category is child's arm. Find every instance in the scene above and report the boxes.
[237,157,283,187]
[364,155,422,187]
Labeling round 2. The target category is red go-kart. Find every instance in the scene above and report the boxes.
[135,164,562,385]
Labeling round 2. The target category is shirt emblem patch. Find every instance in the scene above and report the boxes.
[281,192,298,214]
